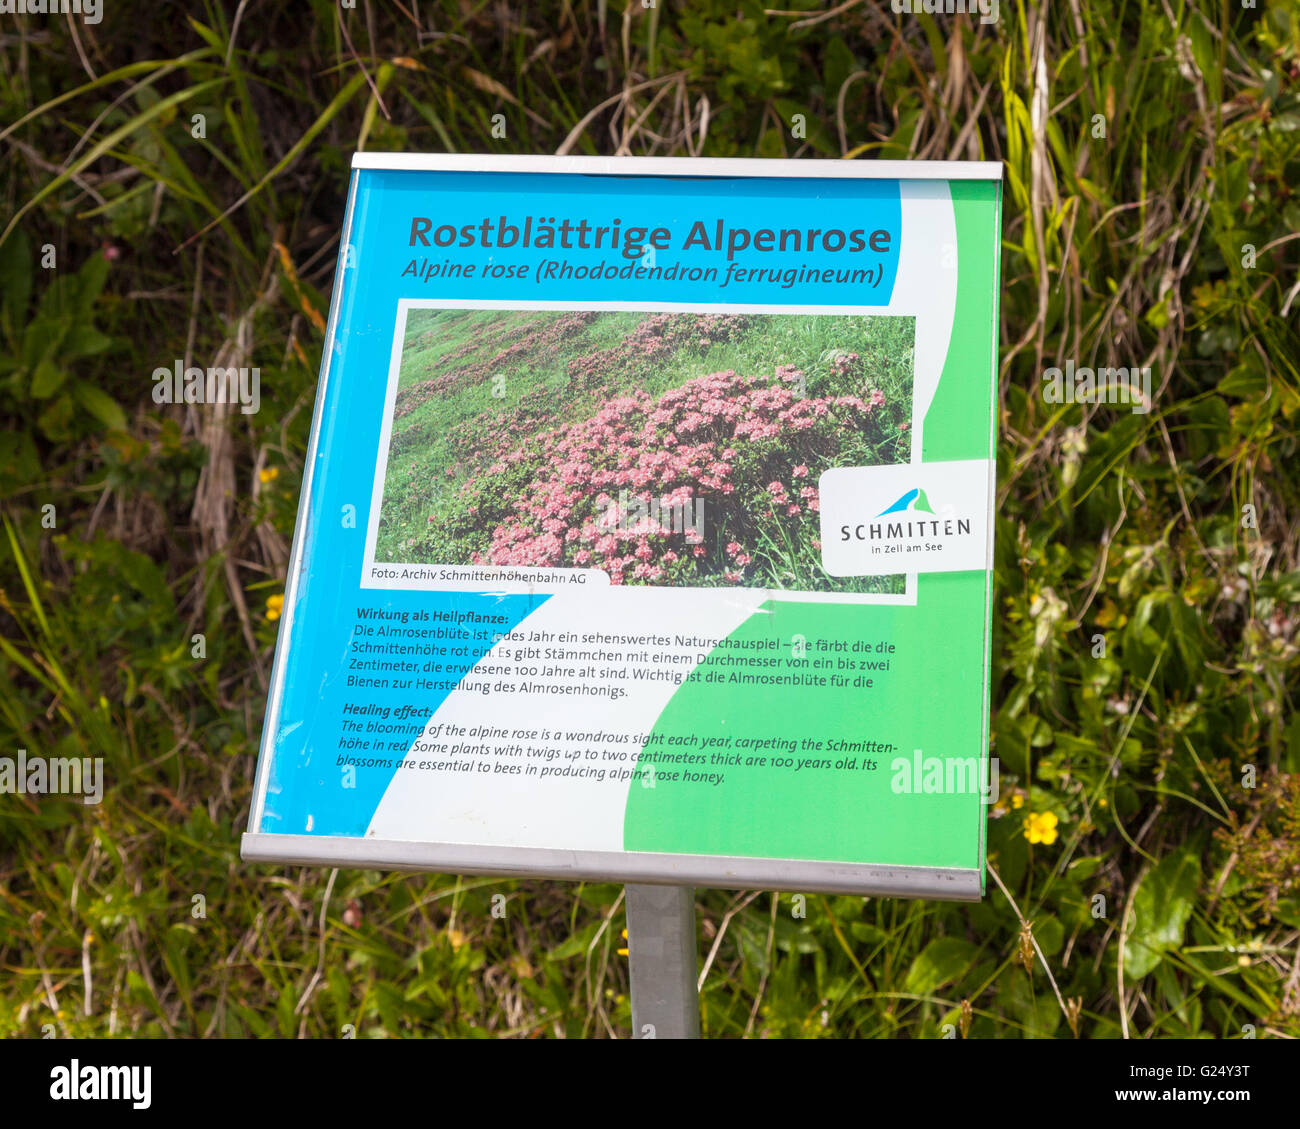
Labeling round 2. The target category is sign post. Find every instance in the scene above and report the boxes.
[626,884,700,1039]
[242,155,1003,1035]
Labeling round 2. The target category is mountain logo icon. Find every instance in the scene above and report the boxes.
[877,488,935,517]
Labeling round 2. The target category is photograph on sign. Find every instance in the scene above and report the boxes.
[369,306,914,597]
[242,156,1001,899]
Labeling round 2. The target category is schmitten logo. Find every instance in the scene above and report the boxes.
[842,485,973,555]
[818,460,992,578]
[877,487,934,516]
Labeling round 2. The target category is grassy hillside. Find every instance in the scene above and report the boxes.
[376,309,912,593]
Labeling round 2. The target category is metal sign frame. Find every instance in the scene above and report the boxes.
[242,154,1002,903]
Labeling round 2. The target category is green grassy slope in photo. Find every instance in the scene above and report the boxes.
[376,310,915,593]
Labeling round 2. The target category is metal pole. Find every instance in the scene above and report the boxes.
[626,884,701,1039]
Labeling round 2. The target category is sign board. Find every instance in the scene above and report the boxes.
[242,155,1002,899]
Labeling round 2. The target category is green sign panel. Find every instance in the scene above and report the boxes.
[242,155,1002,898]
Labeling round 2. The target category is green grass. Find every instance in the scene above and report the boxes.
[0,0,1298,1039]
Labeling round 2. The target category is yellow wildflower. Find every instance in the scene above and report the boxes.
[265,593,284,621]
[1024,811,1059,845]
[259,466,280,484]
[1010,793,1025,809]
[617,927,628,957]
